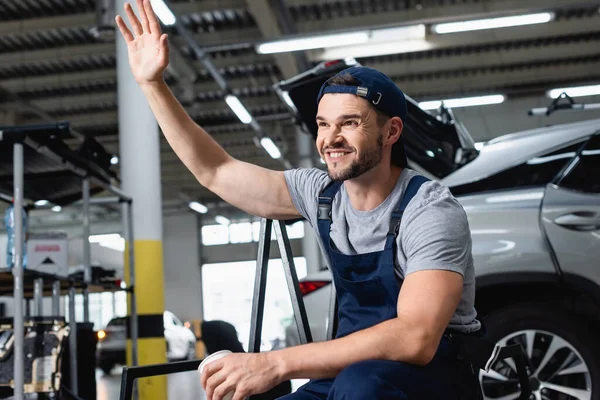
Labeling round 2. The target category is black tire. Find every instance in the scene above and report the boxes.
[100,361,114,375]
[481,303,600,399]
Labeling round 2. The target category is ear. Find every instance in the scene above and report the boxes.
[385,116,403,146]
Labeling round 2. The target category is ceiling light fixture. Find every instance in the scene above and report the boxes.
[215,215,230,225]
[150,0,176,26]
[225,95,253,124]
[419,94,505,110]
[189,201,208,214]
[260,137,281,159]
[433,12,553,34]
[547,84,600,98]
[256,31,369,54]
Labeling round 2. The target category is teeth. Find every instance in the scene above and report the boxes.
[330,152,347,158]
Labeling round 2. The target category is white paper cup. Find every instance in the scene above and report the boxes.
[198,350,234,400]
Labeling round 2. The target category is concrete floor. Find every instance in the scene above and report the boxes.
[96,367,206,400]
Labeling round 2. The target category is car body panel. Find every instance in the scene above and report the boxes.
[285,270,332,347]
[443,119,600,188]
[541,184,600,288]
[456,188,556,277]
[163,310,196,360]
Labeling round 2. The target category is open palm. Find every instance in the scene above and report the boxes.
[116,0,169,85]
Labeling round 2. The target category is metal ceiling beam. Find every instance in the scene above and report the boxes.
[364,41,600,78]
[395,61,600,99]
[245,0,300,78]
[293,0,595,33]
[306,13,600,61]
[0,0,246,34]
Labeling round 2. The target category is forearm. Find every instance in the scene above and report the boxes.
[140,80,231,188]
[273,316,436,380]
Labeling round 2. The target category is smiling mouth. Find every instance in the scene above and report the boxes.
[327,151,352,160]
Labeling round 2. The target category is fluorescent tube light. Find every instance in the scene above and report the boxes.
[433,12,553,34]
[260,137,281,159]
[225,95,253,124]
[215,215,230,225]
[189,201,208,214]
[321,39,432,60]
[419,95,505,110]
[547,84,600,99]
[150,0,176,26]
[256,31,369,54]
[34,200,49,206]
[317,24,428,60]
[51,206,62,212]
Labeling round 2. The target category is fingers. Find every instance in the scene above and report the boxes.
[201,361,222,390]
[124,3,143,36]
[115,15,134,42]
[211,378,236,400]
[159,34,169,65]
[205,370,228,400]
[136,0,152,33]
[143,0,163,34]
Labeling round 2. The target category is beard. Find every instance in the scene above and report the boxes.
[327,134,383,182]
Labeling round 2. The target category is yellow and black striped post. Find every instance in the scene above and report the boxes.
[116,1,167,396]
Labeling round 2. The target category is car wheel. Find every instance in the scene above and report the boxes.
[480,303,600,400]
[186,340,197,360]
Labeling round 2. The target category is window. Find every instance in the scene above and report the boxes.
[229,223,253,244]
[201,224,229,246]
[202,221,305,246]
[451,140,586,196]
[202,257,307,352]
[559,135,600,194]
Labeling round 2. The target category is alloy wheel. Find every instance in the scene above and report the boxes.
[479,329,592,400]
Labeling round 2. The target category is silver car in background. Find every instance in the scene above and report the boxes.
[282,63,600,398]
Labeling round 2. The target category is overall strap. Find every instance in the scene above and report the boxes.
[384,175,430,250]
[317,181,343,245]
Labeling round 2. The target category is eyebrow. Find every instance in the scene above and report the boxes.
[316,113,362,122]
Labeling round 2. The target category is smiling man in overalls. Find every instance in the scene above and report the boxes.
[116,2,483,398]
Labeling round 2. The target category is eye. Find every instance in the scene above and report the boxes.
[317,121,328,127]
[343,120,358,126]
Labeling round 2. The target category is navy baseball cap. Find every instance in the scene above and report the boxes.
[316,66,408,167]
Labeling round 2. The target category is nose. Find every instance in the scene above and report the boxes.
[321,128,344,150]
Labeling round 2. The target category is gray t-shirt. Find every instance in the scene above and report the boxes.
[284,167,480,333]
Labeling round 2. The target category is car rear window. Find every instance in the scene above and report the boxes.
[451,140,586,196]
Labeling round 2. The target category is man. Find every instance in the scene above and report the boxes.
[116,1,483,399]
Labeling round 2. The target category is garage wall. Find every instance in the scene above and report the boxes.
[162,213,204,322]
[453,94,600,142]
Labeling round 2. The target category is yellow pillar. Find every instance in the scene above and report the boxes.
[116,1,167,397]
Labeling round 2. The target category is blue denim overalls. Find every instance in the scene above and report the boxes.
[279,176,482,399]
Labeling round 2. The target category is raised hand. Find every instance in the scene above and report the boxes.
[115,0,169,85]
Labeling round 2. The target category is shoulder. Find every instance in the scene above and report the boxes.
[402,173,468,228]
[284,168,331,194]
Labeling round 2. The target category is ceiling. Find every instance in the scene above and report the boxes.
[2,0,600,225]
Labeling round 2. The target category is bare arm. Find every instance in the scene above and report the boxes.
[273,269,463,379]
[140,82,299,219]
[116,0,299,220]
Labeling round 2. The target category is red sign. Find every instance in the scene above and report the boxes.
[34,245,61,252]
